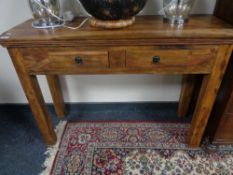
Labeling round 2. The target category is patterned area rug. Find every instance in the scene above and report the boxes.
[48,122,233,175]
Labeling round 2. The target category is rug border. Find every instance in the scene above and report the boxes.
[49,122,69,175]
[67,120,190,124]
[49,121,190,174]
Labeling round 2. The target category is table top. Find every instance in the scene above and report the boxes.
[0,15,233,47]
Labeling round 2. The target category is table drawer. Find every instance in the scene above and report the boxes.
[21,48,109,73]
[126,46,217,73]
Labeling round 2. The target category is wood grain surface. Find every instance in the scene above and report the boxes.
[46,75,66,118]
[188,45,233,147]
[18,46,217,75]
[0,15,232,147]
[0,16,233,47]
[8,48,57,145]
[204,0,233,144]
[178,75,197,118]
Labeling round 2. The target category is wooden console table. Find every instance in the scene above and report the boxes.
[0,16,232,148]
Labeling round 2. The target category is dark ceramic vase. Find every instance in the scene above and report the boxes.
[79,0,147,28]
[79,0,147,20]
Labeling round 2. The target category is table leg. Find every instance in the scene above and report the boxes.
[178,75,197,118]
[8,48,57,145]
[46,75,66,118]
[188,45,232,148]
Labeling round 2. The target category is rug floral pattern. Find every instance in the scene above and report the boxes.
[50,122,233,175]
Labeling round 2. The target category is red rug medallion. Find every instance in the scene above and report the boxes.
[49,122,233,175]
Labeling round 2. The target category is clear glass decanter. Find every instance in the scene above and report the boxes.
[28,0,63,28]
[163,0,195,24]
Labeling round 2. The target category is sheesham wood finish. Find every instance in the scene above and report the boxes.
[177,0,233,119]
[178,1,233,144]
[46,75,66,118]
[205,0,233,144]
[8,48,57,145]
[207,54,233,144]
[0,16,233,147]
[177,75,197,118]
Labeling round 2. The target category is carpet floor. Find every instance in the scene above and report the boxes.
[0,102,190,175]
[50,122,233,175]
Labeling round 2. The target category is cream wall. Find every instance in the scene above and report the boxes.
[0,0,216,103]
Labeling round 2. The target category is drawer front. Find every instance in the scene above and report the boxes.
[21,48,109,73]
[20,46,218,74]
[126,46,217,73]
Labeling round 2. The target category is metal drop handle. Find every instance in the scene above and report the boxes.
[152,56,160,63]
[74,57,83,64]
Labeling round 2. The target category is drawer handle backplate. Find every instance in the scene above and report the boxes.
[152,56,160,64]
[74,57,83,64]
